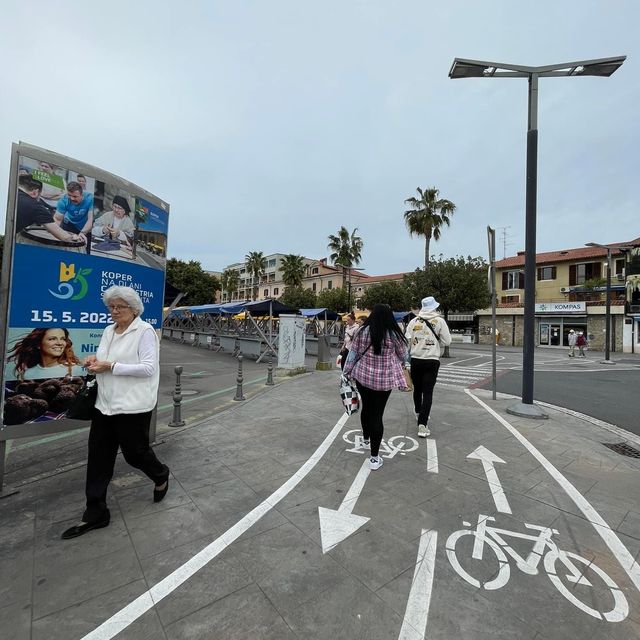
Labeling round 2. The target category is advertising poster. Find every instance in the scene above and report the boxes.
[2,144,169,430]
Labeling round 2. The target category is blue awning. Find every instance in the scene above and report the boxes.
[299,308,340,320]
[394,311,415,323]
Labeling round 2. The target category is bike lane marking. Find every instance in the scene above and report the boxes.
[465,389,640,595]
[467,446,511,514]
[79,411,350,640]
[426,438,438,473]
[398,529,438,640]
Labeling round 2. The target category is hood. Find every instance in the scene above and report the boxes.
[418,309,442,321]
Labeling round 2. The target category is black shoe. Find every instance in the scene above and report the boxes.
[153,477,169,503]
[61,517,110,540]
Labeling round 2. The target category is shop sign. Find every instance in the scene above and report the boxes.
[535,302,586,313]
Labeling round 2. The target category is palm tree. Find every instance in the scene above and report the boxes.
[221,268,240,302]
[404,187,456,269]
[280,254,306,288]
[245,251,267,300]
[327,227,364,289]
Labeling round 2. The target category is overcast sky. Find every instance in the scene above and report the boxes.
[1,1,638,277]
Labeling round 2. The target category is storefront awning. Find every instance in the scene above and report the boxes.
[447,313,475,322]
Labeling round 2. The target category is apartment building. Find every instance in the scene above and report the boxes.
[477,237,640,353]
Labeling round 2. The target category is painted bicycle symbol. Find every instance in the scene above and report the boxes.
[342,429,418,459]
[446,514,628,622]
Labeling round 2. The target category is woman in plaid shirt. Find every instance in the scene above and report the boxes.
[343,304,408,470]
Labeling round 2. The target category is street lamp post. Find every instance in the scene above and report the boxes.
[449,56,625,419]
[586,243,633,364]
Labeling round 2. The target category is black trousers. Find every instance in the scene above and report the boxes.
[340,348,348,370]
[355,381,391,457]
[83,409,169,523]
[410,358,440,426]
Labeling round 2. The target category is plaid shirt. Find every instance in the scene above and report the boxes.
[343,327,408,391]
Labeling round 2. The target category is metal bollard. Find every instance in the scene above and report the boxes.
[266,352,274,386]
[168,365,186,427]
[233,354,245,401]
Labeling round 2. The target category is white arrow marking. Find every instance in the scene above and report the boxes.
[467,445,512,514]
[318,459,371,553]
[398,529,438,640]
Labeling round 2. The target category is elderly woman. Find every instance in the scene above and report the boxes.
[61,286,169,540]
[92,195,135,247]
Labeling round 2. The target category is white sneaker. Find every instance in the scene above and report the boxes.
[418,424,430,438]
[369,456,384,470]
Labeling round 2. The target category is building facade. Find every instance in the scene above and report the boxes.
[477,237,640,353]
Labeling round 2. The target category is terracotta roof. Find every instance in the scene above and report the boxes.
[364,272,409,282]
[495,238,640,269]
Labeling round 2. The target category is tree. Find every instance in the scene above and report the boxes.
[280,286,317,310]
[404,255,490,317]
[359,281,412,311]
[327,226,363,289]
[404,187,456,270]
[317,287,350,313]
[280,254,306,288]
[220,268,240,301]
[245,251,267,301]
[405,255,489,357]
[165,258,220,306]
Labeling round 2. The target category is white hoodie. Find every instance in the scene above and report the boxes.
[404,310,452,360]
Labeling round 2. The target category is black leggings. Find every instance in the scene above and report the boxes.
[410,358,440,426]
[83,409,169,522]
[355,381,391,457]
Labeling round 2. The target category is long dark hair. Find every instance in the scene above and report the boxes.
[361,304,407,354]
[7,328,80,379]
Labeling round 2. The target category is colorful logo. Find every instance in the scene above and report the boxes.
[48,262,92,301]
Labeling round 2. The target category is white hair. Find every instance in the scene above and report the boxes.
[102,285,144,316]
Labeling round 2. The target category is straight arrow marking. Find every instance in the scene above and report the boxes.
[467,445,512,514]
[319,459,371,553]
[398,529,438,640]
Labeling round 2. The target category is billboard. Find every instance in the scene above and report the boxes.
[1,143,169,434]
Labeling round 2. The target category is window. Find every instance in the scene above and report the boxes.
[502,270,524,290]
[501,295,520,303]
[312,283,317,291]
[312,267,319,275]
[268,259,276,268]
[537,266,556,281]
[327,281,333,289]
[569,261,601,286]
[264,289,269,297]
[615,258,625,276]
[274,287,279,296]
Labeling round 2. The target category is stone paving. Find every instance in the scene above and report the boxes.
[1,367,639,639]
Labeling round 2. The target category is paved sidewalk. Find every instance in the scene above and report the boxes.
[1,368,639,639]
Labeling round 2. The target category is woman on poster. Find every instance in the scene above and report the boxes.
[7,327,83,380]
[92,195,135,247]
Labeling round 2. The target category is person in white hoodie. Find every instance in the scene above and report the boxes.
[61,285,169,540]
[404,296,452,438]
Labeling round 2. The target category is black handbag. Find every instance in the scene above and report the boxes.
[66,376,98,420]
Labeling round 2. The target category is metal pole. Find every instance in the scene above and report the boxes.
[604,248,613,363]
[266,354,274,385]
[488,226,497,400]
[234,354,245,401]
[508,73,547,419]
[168,365,185,427]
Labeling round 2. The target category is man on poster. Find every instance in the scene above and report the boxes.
[16,175,82,243]
[55,181,94,254]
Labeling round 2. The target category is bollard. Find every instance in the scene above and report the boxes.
[168,365,186,427]
[266,352,274,386]
[233,354,245,401]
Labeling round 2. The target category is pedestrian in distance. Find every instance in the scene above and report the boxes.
[343,304,408,470]
[61,286,169,540]
[338,312,358,371]
[567,329,577,357]
[576,331,588,357]
[404,296,452,438]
